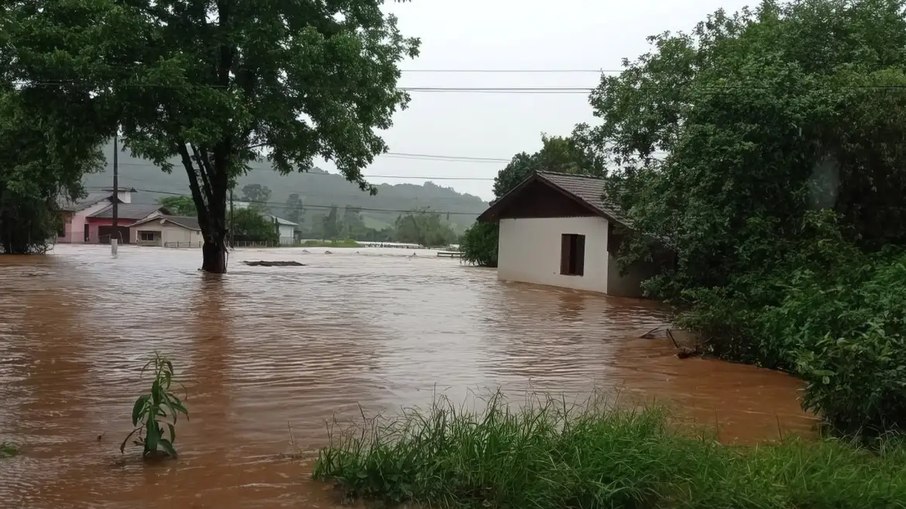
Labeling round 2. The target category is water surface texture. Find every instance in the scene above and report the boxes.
[0,245,814,508]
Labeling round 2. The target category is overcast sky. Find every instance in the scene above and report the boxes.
[318,0,752,201]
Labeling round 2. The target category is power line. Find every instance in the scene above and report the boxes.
[383,152,509,162]
[97,163,497,180]
[400,69,620,73]
[125,187,484,215]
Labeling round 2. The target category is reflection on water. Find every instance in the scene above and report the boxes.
[0,245,815,508]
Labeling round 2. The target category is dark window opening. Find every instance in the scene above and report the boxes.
[140,231,156,241]
[560,234,586,276]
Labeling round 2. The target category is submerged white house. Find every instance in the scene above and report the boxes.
[477,171,666,297]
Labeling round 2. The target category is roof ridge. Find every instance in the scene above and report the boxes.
[536,170,605,180]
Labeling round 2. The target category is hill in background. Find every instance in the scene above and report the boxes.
[82,142,489,233]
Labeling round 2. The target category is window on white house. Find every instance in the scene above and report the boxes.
[560,234,586,276]
[140,231,156,241]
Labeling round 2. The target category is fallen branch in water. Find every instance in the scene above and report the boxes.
[243,261,305,267]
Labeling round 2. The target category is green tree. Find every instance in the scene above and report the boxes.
[230,208,277,244]
[158,196,197,216]
[460,222,498,267]
[0,90,103,253]
[394,209,456,247]
[1,1,419,272]
[323,206,341,240]
[284,193,304,224]
[493,134,605,197]
[241,184,272,213]
[588,0,906,434]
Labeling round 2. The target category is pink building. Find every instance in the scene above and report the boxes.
[57,188,135,244]
[85,204,164,244]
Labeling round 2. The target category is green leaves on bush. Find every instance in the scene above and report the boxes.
[588,0,906,436]
[121,354,188,459]
[460,222,498,267]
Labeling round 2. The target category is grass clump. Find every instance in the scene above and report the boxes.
[313,393,906,509]
[0,442,17,458]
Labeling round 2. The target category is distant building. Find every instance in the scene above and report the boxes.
[129,214,203,248]
[57,187,135,244]
[269,215,298,245]
[477,172,666,297]
[85,203,164,244]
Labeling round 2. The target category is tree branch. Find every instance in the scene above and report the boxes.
[176,143,210,233]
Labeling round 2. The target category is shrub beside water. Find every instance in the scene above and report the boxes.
[313,394,906,509]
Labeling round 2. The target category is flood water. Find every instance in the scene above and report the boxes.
[0,245,815,508]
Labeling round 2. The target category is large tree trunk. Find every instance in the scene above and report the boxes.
[179,143,230,273]
[201,228,227,272]
[200,183,229,273]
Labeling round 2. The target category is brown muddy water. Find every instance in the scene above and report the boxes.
[0,245,815,508]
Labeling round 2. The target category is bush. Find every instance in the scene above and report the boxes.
[313,393,906,509]
[460,221,498,267]
[788,251,906,436]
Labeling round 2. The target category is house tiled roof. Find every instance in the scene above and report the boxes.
[58,192,114,212]
[535,172,627,225]
[89,204,163,220]
[477,171,629,226]
[129,214,201,231]
[164,215,201,231]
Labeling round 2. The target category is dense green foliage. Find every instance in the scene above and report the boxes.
[589,0,906,435]
[460,221,498,267]
[0,90,102,254]
[157,196,197,217]
[121,354,188,459]
[1,0,419,272]
[230,208,278,244]
[394,209,457,247]
[314,394,906,508]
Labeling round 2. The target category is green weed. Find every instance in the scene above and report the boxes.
[313,392,906,509]
[121,353,188,459]
[0,441,17,458]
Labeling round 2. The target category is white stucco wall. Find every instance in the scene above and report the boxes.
[498,216,609,293]
[61,201,111,244]
[131,223,203,247]
[278,224,294,245]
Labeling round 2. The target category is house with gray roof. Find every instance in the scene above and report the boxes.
[129,214,203,248]
[85,203,167,244]
[477,171,662,297]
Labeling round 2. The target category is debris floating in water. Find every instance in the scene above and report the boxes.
[243,261,305,267]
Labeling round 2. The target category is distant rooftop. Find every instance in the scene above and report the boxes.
[89,204,163,220]
[130,214,201,231]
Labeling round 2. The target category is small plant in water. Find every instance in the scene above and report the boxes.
[121,353,188,459]
[0,441,18,458]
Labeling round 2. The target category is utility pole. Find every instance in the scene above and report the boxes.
[111,132,119,257]
[229,187,235,248]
